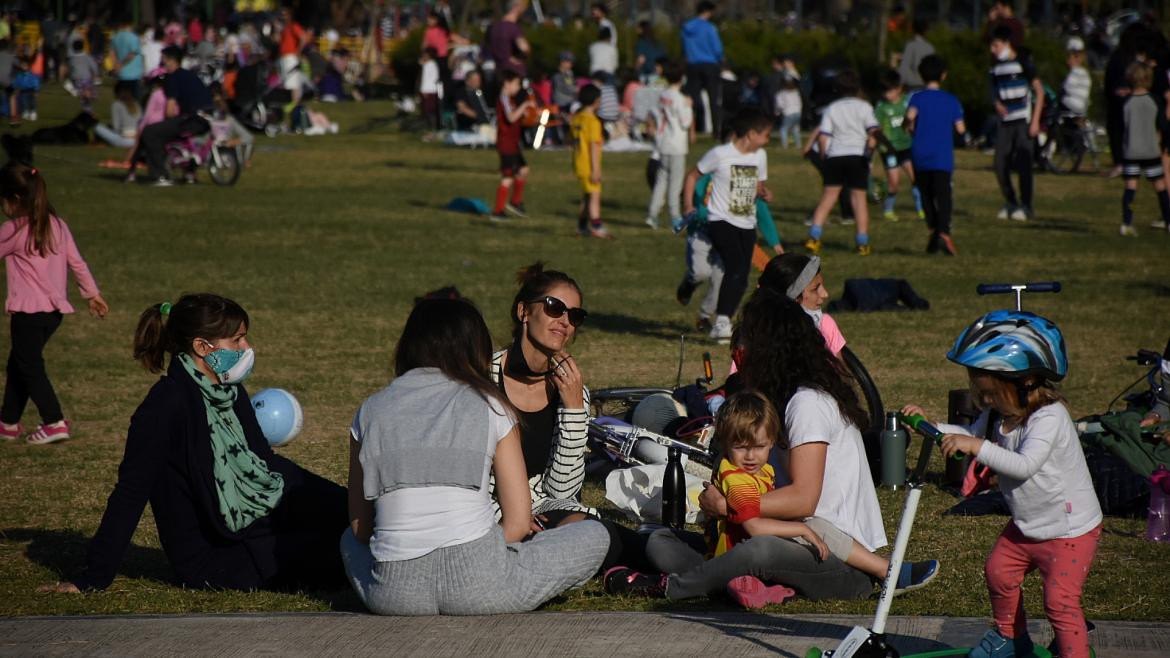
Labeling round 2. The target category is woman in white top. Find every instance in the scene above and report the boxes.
[94,84,142,149]
[649,289,935,602]
[340,297,608,615]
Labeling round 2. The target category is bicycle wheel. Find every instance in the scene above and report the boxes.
[840,346,885,479]
[208,146,241,186]
[1046,123,1085,175]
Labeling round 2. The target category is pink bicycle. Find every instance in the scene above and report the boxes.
[165,116,242,186]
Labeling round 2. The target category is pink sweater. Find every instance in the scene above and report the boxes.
[0,215,100,314]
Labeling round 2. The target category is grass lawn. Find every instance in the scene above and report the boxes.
[1,87,1168,620]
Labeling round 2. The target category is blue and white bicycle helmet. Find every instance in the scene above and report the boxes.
[947,310,1068,381]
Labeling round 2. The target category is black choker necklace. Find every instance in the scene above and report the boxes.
[504,338,553,379]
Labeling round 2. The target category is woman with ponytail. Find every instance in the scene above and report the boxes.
[38,293,348,594]
[0,162,107,445]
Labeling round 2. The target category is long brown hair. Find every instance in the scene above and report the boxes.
[509,262,582,341]
[133,293,250,373]
[396,296,515,415]
[0,162,56,256]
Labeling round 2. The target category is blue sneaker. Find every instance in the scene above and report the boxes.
[894,559,939,595]
[672,210,698,235]
[967,629,1033,658]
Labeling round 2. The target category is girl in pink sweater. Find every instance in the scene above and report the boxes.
[0,163,108,445]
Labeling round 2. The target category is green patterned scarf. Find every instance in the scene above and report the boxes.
[178,353,284,532]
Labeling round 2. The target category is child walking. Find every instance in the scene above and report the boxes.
[874,69,922,222]
[570,83,612,238]
[682,107,773,343]
[904,310,1101,658]
[0,163,108,445]
[66,38,99,113]
[989,26,1044,221]
[1118,61,1170,237]
[644,61,693,230]
[491,70,535,221]
[805,69,886,256]
[905,55,968,255]
[605,389,937,608]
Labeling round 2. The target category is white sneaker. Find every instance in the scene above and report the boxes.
[1120,224,1138,237]
[1150,219,1168,230]
[996,207,1010,220]
[644,216,659,229]
[1010,208,1028,221]
[709,315,733,344]
[28,110,36,121]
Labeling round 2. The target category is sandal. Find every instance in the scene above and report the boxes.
[27,420,71,445]
[0,422,22,441]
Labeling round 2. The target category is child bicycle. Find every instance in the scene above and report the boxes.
[164,113,243,186]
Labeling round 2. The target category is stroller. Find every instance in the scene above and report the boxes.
[231,61,290,137]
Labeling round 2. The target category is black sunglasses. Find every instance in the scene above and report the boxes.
[531,296,588,327]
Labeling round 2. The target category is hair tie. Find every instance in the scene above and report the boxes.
[28,167,37,176]
[159,302,172,316]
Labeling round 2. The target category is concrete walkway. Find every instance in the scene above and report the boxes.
[2,612,1167,657]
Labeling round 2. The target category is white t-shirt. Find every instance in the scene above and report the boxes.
[588,41,618,75]
[696,143,768,230]
[654,86,693,156]
[352,396,515,562]
[420,59,441,95]
[775,89,802,117]
[785,388,887,551]
[938,404,1102,541]
[819,97,878,158]
[1061,66,1091,116]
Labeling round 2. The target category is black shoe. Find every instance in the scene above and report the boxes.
[676,278,697,306]
[489,212,510,222]
[696,316,712,333]
[926,232,940,254]
[505,202,527,217]
[603,566,667,597]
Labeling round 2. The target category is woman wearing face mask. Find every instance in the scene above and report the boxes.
[38,293,348,594]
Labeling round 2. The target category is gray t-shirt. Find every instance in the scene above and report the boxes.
[1123,93,1160,161]
[68,52,100,85]
[898,36,935,88]
[0,50,14,87]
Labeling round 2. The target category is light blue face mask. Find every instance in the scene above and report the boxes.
[202,345,255,384]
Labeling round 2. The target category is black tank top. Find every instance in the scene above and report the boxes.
[498,367,560,479]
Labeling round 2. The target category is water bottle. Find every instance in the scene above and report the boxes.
[662,447,687,529]
[1147,465,1170,543]
[880,412,907,488]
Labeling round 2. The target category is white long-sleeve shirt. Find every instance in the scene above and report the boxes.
[938,403,1101,540]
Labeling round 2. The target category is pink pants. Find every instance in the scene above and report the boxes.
[985,522,1102,658]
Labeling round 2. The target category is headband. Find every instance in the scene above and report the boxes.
[785,256,821,300]
[159,302,172,316]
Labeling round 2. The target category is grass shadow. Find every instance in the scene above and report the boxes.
[585,311,693,342]
[385,159,484,173]
[4,527,172,583]
[1129,281,1170,297]
[1016,218,1091,233]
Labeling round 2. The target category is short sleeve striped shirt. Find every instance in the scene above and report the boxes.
[990,54,1037,123]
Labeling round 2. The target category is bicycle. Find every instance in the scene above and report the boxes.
[164,114,243,186]
[1040,113,1101,175]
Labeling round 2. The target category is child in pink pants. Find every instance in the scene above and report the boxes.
[905,309,1103,658]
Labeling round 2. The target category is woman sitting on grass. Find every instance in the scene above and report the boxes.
[340,296,609,615]
[637,290,937,604]
[39,293,349,594]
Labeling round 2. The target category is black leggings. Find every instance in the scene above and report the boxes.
[916,169,953,235]
[706,220,757,317]
[2,311,63,425]
[539,509,653,573]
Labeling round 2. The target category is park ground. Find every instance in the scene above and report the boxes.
[0,88,1167,625]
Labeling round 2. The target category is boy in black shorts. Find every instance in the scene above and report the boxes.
[492,70,536,221]
[1119,61,1170,236]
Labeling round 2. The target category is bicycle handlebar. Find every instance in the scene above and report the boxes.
[976,281,1062,295]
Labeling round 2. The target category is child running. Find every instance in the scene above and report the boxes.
[905,54,967,255]
[904,310,1101,658]
[604,389,937,608]
[874,69,922,222]
[0,163,108,445]
[682,107,773,343]
[491,70,536,222]
[570,83,612,238]
[805,69,887,256]
[1118,61,1170,237]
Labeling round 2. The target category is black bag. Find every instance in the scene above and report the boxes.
[827,278,930,313]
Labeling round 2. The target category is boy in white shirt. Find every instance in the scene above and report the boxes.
[805,69,888,256]
[1060,37,1091,118]
[645,62,694,229]
[682,108,773,343]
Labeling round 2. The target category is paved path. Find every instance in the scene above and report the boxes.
[2,612,1167,657]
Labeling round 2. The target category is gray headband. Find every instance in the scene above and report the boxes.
[785,256,821,300]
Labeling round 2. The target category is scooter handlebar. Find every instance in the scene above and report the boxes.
[976,281,1062,295]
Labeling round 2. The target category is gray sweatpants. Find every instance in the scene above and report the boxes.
[685,228,723,320]
[340,521,609,616]
[648,153,687,221]
[645,527,874,601]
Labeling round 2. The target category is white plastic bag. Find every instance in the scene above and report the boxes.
[604,464,706,525]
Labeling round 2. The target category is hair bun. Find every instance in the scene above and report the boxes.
[515,261,546,286]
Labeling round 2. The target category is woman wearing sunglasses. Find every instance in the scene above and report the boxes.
[489,263,594,528]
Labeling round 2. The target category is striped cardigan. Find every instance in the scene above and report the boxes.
[489,349,596,518]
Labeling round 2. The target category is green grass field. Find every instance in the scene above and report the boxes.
[1,87,1167,619]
